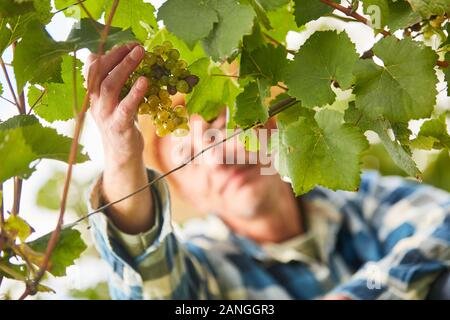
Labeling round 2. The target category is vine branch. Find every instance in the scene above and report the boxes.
[319,0,390,36]
[0,57,21,114]
[18,0,121,300]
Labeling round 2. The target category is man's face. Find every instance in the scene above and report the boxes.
[157,110,284,217]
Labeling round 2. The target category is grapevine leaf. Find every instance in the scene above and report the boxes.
[54,0,107,20]
[157,0,218,48]
[148,28,206,65]
[353,36,438,122]
[104,0,158,43]
[406,0,450,19]
[0,0,34,18]
[13,20,69,92]
[387,0,421,30]
[0,115,89,182]
[240,44,288,85]
[423,150,450,193]
[0,18,11,54]
[361,0,390,28]
[278,109,369,195]
[0,259,28,281]
[4,215,33,242]
[66,18,136,53]
[27,55,86,122]
[293,0,336,27]
[265,4,303,45]
[28,228,87,277]
[186,58,240,121]
[345,103,421,178]
[202,0,255,61]
[246,0,272,30]
[239,129,260,152]
[234,81,269,127]
[286,31,359,108]
[411,114,450,150]
[258,0,290,11]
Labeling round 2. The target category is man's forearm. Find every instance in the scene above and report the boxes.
[102,156,154,234]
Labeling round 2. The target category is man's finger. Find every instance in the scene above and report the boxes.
[87,43,139,96]
[114,76,148,130]
[99,46,145,105]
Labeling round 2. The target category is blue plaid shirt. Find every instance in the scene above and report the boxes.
[88,170,450,299]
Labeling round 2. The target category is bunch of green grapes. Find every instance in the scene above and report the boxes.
[121,40,199,137]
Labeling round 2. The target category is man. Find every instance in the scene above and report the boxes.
[86,43,450,300]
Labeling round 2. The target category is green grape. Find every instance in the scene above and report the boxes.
[163,119,175,131]
[141,65,151,74]
[147,85,160,96]
[138,102,150,115]
[157,109,170,121]
[148,103,158,115]
[160,75,169,86]
[168,48,180,60]
[161,97,172,108]
[174,105,187,117]
[162,40,173,51]
[168,76,178,86]
[179,69,191,78]
[159,89,170,100]
[164,59,176,70]
[144,53,157,65]
[155,56,165,66]
[176,60,188,69]
[172,68,182,77]
[147,95,160,108]
[153,45,164,56]
[176,80,189,93]
[173,123,190,137]
[156,126,170,137]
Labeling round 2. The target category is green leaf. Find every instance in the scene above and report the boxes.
[66,18,137,53]
[240,44,288,85]
[293,0,335,27]
[157,0,218,48]
[148,28,206,65]
[239,129,260,152]
[4,215,33,242]
[406,0,450,18]
[423,150,450,192]
[387,0,421,31]
[0,18,11,54]
[0,0,34,18]
[345,103,421,178]
[0,115,89,182]
[202,0,255,61]
[234,81,269,127]
[258,0,290,11]
[412,114,450,150]
[265,4,302,45]
[353,36,438,123]
[104,0,157,43]
[28,228,87,277]
[27,55,86,122]
[54,0,107,20]
[286,31,359,108]
[247,0,272,30]
[278,109,369,195]
[186,58,240,121]
[13,20,68,92]
[361,0,390,28]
